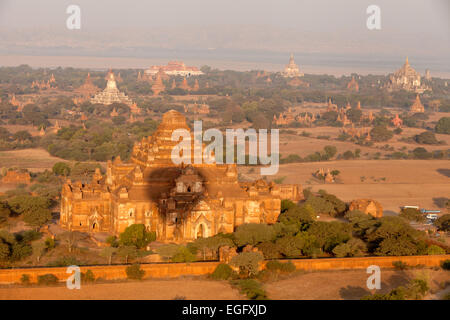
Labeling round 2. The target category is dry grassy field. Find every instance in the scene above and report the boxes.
[0,148,68,172]
[241,159,450,213]
[0,278,244,300]
[265,269,449,300]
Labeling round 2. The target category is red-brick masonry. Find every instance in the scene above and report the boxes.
[0,255,448,284]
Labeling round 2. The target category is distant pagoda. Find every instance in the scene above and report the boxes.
[75,73,100,98]
[152,72,166,96]
[282,53,303,78]
[91,70,133,106]
[409,94,425,113]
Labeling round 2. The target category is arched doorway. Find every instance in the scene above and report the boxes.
[92,222,98,231]
[196,224,205,238]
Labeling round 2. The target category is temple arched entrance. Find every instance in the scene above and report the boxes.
[196,223,206,239]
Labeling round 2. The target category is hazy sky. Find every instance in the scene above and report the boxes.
[0,0,449,73]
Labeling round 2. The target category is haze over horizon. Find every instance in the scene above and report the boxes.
[0,0,449,75]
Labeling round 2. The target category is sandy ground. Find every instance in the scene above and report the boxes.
[0,278,244,300]
[265,269,449,300]
[242,159,450,213]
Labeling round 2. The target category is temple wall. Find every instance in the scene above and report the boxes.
[0,255,448,284]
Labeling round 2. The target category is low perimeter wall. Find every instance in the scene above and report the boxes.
[0,255,448,284]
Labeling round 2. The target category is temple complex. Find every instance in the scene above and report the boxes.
[145,61,204,77]
[91,70,133,106]
[60,110,302,241]
[273,108,296,126]
[410,94,425,113]
[386,57,430,93]
[282,54,303,78]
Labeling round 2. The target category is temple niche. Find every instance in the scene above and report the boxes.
[60,110,303,242]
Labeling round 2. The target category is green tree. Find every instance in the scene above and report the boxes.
[52,162,71,176]
[414,131,439,145]
[370,126,393,142]
[233,223,276,247]
[117,245,138,264]
[100,247,117,264]
[23,208,52,229]
[399,208,426,223]
[32,240,47,263]
[434,214,450,231]
[332,238,367,257]
[8,195,51,216]
[119,224,156,249]
[0,202,11,226]
[346,108,363,123]
[306,221,352,253]
[435,117,450,134]
[230,252,264,278]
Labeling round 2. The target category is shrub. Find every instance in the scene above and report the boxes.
[81,270,95,283]
[265,260,296,273]
[233,279,267,300]
[37,273,58,286]
[20,274,30,285]
[210,263,233,280]
[392,261,409,270]
[440,259,450,270]
[47,256,83,267]
[230,252,264,278]
[427,245,446,255]
[171,246,196,263]
[126,264,145,280]
[44,237,55,249]
[256,242,281,259]
[399,208,426,223]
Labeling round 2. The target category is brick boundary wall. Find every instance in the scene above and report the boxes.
[0,255,448,284]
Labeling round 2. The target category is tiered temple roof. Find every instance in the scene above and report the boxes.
[282,54,304,78]
[91,70,133,106]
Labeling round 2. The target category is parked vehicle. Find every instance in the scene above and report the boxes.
[420,209,441,214]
